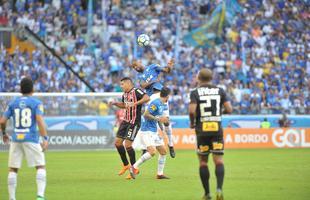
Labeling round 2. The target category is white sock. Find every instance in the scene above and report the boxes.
[133,152,152,169]
[36,169,46,197]
[157,154,166,175]
[165,125,173,147]
[8,172,17,200]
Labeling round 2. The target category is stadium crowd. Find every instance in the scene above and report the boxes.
[0,0,309,115]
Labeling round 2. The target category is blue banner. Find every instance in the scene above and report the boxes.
[183,0,242,47]
[43,115,310,131]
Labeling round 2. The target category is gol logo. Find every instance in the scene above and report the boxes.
[272,129,310,148]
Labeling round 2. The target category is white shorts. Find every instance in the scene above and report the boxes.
[8,142,46,168]
[149,93,170,117]
[140,131,164,147]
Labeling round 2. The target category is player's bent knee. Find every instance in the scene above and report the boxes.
[36,165,45,170]
[159,149,167,155]
[124,141,133,149]
[114,141,122,148]
[148,148,156,156]
[199,161,208,167]
[214,160,224,166]
[9,168,18,173]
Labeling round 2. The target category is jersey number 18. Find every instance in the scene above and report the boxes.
[14,108,32,128]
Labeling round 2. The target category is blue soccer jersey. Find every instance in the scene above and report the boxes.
[141,98,165,133]
[4,96,44,143]
[138,63,164,96]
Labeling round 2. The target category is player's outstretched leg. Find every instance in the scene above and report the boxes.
[130,147,155,179]
[164,123,175,158]
[8,169,18,200]
[36,167,47,200]
[214,154,224,200]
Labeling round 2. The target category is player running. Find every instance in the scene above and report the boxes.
[189,69,232,200]
[109,77,150,179]
[0,77,49,200]
[130,59,175,158]
[130,87,171,179]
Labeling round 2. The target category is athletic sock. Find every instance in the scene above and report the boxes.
[157,154,166,175]
[215,163,225,190]
[133,152,152,169]
[126,146,136,166]
[199,166,210,196]
[116,145,129,166]
[8,172,17,200]
[164,124,173,147]
[36,168,46,198]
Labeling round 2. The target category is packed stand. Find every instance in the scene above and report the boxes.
[0,0,309,115]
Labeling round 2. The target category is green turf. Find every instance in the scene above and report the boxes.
[0,149,310,200]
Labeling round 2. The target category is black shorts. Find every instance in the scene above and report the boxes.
[196,134,224,155]
[116,121,140,141]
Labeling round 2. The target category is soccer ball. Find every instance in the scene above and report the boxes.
[137,34,150,47]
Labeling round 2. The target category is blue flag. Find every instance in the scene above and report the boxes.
[183,0,242,47]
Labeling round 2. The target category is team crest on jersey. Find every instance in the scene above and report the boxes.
[151,104,157,111]
[19,101,26,109]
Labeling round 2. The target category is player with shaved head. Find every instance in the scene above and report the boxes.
[189,68,232,200]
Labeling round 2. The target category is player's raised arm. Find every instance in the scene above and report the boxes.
[161,59,174,73]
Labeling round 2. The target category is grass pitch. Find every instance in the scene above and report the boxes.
[0,149,310,200]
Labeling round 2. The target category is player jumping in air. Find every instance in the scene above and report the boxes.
[109,77,150,179]
[130,59,175,158]
[189,69,232,200]
[130,87,171,179]
[0,77,49,200]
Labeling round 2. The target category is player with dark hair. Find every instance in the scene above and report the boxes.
[189,69,232,200]
[109,77,150,179]
[130,59,176,158]
[0,77,49,200]
[130,87,171,179]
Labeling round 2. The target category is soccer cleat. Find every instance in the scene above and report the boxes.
[118,164,130,176]
[169,146,176,158]
[37,196,45,200]
[216,191,224,200]
[156,174,170,179]
[125,174,132,180]
[129,166,139,179]
[202,194,212,200]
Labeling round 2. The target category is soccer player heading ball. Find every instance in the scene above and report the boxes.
[130,59,176,158]
[189,69,232,200]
